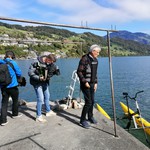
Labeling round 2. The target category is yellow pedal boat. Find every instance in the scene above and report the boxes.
[120,102,150,135]
[96,103,111,120]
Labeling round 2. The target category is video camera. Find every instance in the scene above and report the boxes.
[53,66,60,75]
[33,62,60,79]
[47,63,60,77]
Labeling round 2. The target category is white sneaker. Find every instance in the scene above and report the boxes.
[1,121,9,126]
[46,111,56,117]
[12,113,23,119]
[36,115,47,123]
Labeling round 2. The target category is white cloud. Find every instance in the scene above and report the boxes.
[35,0,150,26]
[1,0,150,31]
[36,0,117,25]
[111,0,150,20]
[0,0,20,16]
[37,0,94,11]
[0,0,35,17]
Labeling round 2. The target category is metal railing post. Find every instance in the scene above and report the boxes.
[0,16,119,137]
[107,31,118,137]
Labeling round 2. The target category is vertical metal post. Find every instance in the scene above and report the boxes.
[107,31,118,137]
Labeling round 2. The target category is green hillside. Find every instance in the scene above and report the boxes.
[0,22,150,58]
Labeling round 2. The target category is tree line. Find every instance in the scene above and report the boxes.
[0,21,150,57]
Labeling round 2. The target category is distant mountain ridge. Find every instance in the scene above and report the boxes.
[108,30,150,45]
[1,21,150,56]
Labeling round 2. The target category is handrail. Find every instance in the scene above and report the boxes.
[0,16,118,32]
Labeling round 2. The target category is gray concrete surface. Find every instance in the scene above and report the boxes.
[0,102,149,150]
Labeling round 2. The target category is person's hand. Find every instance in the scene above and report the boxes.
[40,76,46,81]
[85,82,90,88]
[94,83,97,92]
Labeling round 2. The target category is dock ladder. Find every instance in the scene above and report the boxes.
[67,70,79,106]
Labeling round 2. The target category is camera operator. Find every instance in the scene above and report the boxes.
[28,54,60,123]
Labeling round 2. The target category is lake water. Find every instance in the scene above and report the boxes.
[18,56,150,119]
[1,56,150,147]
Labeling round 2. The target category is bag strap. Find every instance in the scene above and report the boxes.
[6,61,16,73]
[4,60,18,78]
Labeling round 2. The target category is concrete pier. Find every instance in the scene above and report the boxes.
[0,102,149,150]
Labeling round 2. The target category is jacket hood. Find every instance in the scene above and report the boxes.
[37,56,46,64]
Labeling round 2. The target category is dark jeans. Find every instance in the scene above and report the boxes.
[80,83,95,122]
[1,86,19,123]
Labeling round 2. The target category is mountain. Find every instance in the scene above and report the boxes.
[1,21,150,57]
[108,30,150,45]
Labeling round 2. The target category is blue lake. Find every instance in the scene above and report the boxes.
[15,56,150,147]
[18,56,150,120]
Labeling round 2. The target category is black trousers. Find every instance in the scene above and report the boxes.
[1,86,19,123]
[80,83,95,122]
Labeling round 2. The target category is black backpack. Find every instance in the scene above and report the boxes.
[0,63,12,86]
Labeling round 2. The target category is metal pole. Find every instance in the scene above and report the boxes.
[107,31,118,137]
[0,16,118,136]
[0,16,117,32]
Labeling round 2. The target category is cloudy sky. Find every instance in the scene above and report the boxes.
[0,0,150,35]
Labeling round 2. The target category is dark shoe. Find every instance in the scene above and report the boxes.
[1,121,9,126]
[80,120,90,129]
[12,113,22,119]
[88,117,98,124]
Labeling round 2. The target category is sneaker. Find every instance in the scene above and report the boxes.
[80,120,90,129]
[1,121,9,126]
[88,117,98,124]
[12,113,23,119]
[36,115,47,123]
[46,111,56,117]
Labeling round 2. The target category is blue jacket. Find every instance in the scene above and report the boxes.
[0,58,22,88]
